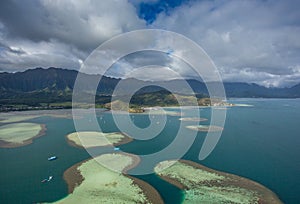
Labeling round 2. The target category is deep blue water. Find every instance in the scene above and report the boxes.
[0,98,299,203]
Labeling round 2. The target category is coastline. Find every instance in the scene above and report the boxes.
[0,124,46,148]
[63,158,87,193]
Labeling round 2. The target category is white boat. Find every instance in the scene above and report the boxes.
[41,176,53,183]
[48,176,53,181]
[48,156,57,161]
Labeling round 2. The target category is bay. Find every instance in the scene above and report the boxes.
[0,98,299,203]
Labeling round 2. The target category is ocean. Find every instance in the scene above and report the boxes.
[0,98,299,203]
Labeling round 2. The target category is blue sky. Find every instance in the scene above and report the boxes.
[0,0,299,87]
[134,0,189,23]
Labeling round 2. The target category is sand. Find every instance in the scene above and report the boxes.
[56,153,163,204]
[155,160,283,204]
[0,110,69,123]
[0,122,46,148]
[179,117,208,122]
[0,109,91,123]
[0,115,40,123]
[186,125,224,132]
[66,131,132,148]
[234,104,254,107]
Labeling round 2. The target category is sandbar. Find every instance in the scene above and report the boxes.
[155,160,283,204]
[0,122,46,148]
[66,131,132,148]
[56,153,163,204]
[186,125,223,132]
[179,117,208,122]
[0,115,40,123]
[0,109,94,123]
[234,104,254,107]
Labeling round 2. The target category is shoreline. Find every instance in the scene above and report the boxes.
[156,159,283,204]
[63,158,88,193]
[0,124,47,148]
[127,175,164,204]
[0,102,251,115]
[62,153,163,204]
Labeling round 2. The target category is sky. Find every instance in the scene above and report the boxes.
[0,0,299,87]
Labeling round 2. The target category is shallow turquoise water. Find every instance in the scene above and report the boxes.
[0,98,299,203]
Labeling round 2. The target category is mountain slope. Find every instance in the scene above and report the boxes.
[0,67,120,94]
[0,67,299,105]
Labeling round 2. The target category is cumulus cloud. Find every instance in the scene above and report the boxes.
[0,0,145,51]
[106,50,197,81]
[0,0,145,71]
[0,0,299,87]
[0,37,85,72]
[219,66,300,88]
[152,0,300,87]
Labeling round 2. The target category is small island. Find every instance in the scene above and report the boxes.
[155,160,283,204]
[186,125,224,132]
[0,122,46,148]
[66,131,132,148]
[57,153,163,204]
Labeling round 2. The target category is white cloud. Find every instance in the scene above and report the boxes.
[39,0,145,51]
[0,37,86,71]
[0,0,146,71]
[219,66,300,88]
[107,51,197,81]
[0,0,299,87]
[152,0,300,87]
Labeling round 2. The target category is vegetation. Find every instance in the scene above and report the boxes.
[1,67,299,112]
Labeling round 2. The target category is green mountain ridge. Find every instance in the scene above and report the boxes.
[0,67,299,111]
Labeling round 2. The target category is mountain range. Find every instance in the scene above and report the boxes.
[0,67,299,107]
